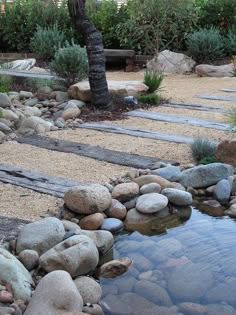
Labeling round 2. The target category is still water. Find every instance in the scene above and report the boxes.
[100,208,236,315]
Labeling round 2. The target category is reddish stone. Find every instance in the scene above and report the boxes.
[216,138,236,167]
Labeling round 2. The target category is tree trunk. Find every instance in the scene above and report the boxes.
[68,0,111,110]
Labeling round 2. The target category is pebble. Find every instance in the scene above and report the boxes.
[100,218,124,233]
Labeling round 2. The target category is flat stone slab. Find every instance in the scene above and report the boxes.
[0,216,30,243]
[219,89,236,93]
[79,122,194,144]
[195,94,236,102]
[164,102,226,113]
[0,163,82,197]
[17,135,177,168]
[126,110,229,130]
[0,69,57,80]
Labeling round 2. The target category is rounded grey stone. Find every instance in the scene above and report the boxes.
[74,276,102,304]
[18,249,39,271]
[140,183,161,194]
[136,193,168,214]
[0,93,11,107]
[100,218,124,233]
[151,166,182,182]
[162,188,193,206]
[213,179,231,204]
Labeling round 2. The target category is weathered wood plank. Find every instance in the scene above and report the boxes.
[79,122,194,144]
[195,94,236,102]
[0,163,82,197]
[0,216,30,243]
[126,110,229,130]
[163,101,226,113]
[17,135,178,168]
[219,89,236,93]
[104,49,135,58]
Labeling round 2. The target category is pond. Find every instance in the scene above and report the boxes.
[100,207,236,315]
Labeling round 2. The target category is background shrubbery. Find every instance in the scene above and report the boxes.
[0,0,235,60]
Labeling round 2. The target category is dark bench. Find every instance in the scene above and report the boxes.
[104,49,136,72]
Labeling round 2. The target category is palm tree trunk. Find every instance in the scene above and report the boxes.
[68,0,111,110]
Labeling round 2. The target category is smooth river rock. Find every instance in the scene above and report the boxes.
[151,166,182,182]
[111,182,139,202]
[24,270,83,315]
[135,175,175,189]
[136,193,168,213]
[179,163,234,188]
[213,179,231,204]
[100,218,124,233]
[74,276,102,304]
[64,184,112,214]
[162,188,193,206]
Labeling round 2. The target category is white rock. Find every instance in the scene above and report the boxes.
[2,58,36,71]
[136,193,168,213]
[0,93,11,107]
[196,63,234,77]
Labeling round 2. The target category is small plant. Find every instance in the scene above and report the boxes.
[226,108,236,131]
[30,24,66,61]
[50,43,88,86]
[190,137,218,162]
[199,156,222,165]
[25,78,58,92]
[144,69,164,93]
[138,93,160,105]
[0,110,4,118]
[186,27,225,63]
[0,75,13,93]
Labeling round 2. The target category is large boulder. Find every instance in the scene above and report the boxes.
[179,163,234,188]
[216,138,236,167]
[64,184,112,214]
[147,50,196,74]
[196,63,234,77]
[39,235,99,277]
[2,58,36,71]
[68,80,148,101]
[0,248,33,301]
[16,217,65,255]
[24,270,83,315]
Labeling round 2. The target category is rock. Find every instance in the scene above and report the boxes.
[124,196,138,210]
[135,175,175,189]
[216,138,236,166]
[62,107,81,120]
[136,305,181,315]
[67,99,86,109]
[178,302,207,315]
[0,121,12,133]
[23,106,41,117]
[179,163,234,188]
[79,213,104,230]
[0,306,15,314]
[39,235,99,277]
[2,58,36,70]
[100,218,124,233]
[140,182,161,194]
[68,80,149,101]
[24,97,39,107]
[151,166,182,182]
[18,249,39,271]
[24,270,83,315]
[162,188,192,206]
[167,262,213,301]
[213,179,231,204]
[98,257,132,278]
[36,86,53,101]
[83,304,104,315]
[64,185,112,215]
[53,91,69,102]
[16,217,65,255]
[111,182,139,202]
[1,109,18,121]
[0,93,11,107]
[134,280,172,306]
[0,290,13,303]
[105,199,127,219]
[0,248,33,301]
[206,283,236,306]
[18,116,54,134]
[0,130,6,142]
[19,91,34,99]
[147,50,196,74]
[206,304,236,315]
[54,117,65,128]
[62,219,81,232]
[77,230,113,255]
[157,238,183,255]
[196,63,234,77]
[136,193,168,214]
[225,204,236,218]
[74,276,102,304]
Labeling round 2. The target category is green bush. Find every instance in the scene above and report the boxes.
[194,0,236,34]
[186,27,225,63]
[0,0,77,52]
[0,75,13,93]
[190,137,218,162]
[138,93,160,105]
[144,69,164,93]
[25,78,58,92]
[50,43,88,86]
[226,108,236,131]
[226,27,236,55]
[199,156,222,165]
[30,24,66,61]
[116,0,199,55]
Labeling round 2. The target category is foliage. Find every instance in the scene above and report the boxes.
[25,78,58,92]
[138,93,160,105]
[30,24,66,61]
[186,27,225,63]
[199,156,222,165]
[0,110,4,118]
[190,137,218,162]
[144,69,164,93]
[0,0,77,52]
[194,0,236,34]
[231,56,236,77]
[226,27,236,55]
[0,75,13,93]
[50,43,88,86]
[225,108,236,131]
[116,0,199,55]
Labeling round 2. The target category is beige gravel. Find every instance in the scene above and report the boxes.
[0,183,63,220]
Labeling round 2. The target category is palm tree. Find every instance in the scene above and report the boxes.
[68,0,111,110]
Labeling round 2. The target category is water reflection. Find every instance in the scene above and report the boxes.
[100,208,236,315]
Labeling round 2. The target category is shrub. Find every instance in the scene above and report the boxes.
[199,156,222,165]
[117,0,199,55]
[186,27,225,63]
[138,93,160,105]
[0,75,13,93]
[190,137,218,162]
[144,69,164,93]
[226,27,236,55]
[0,111,4,118]
[50,43,88,86]
[226,108,236,131]
[30,24,66,61]
[231,56,236,77]
[25,78,58,92]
